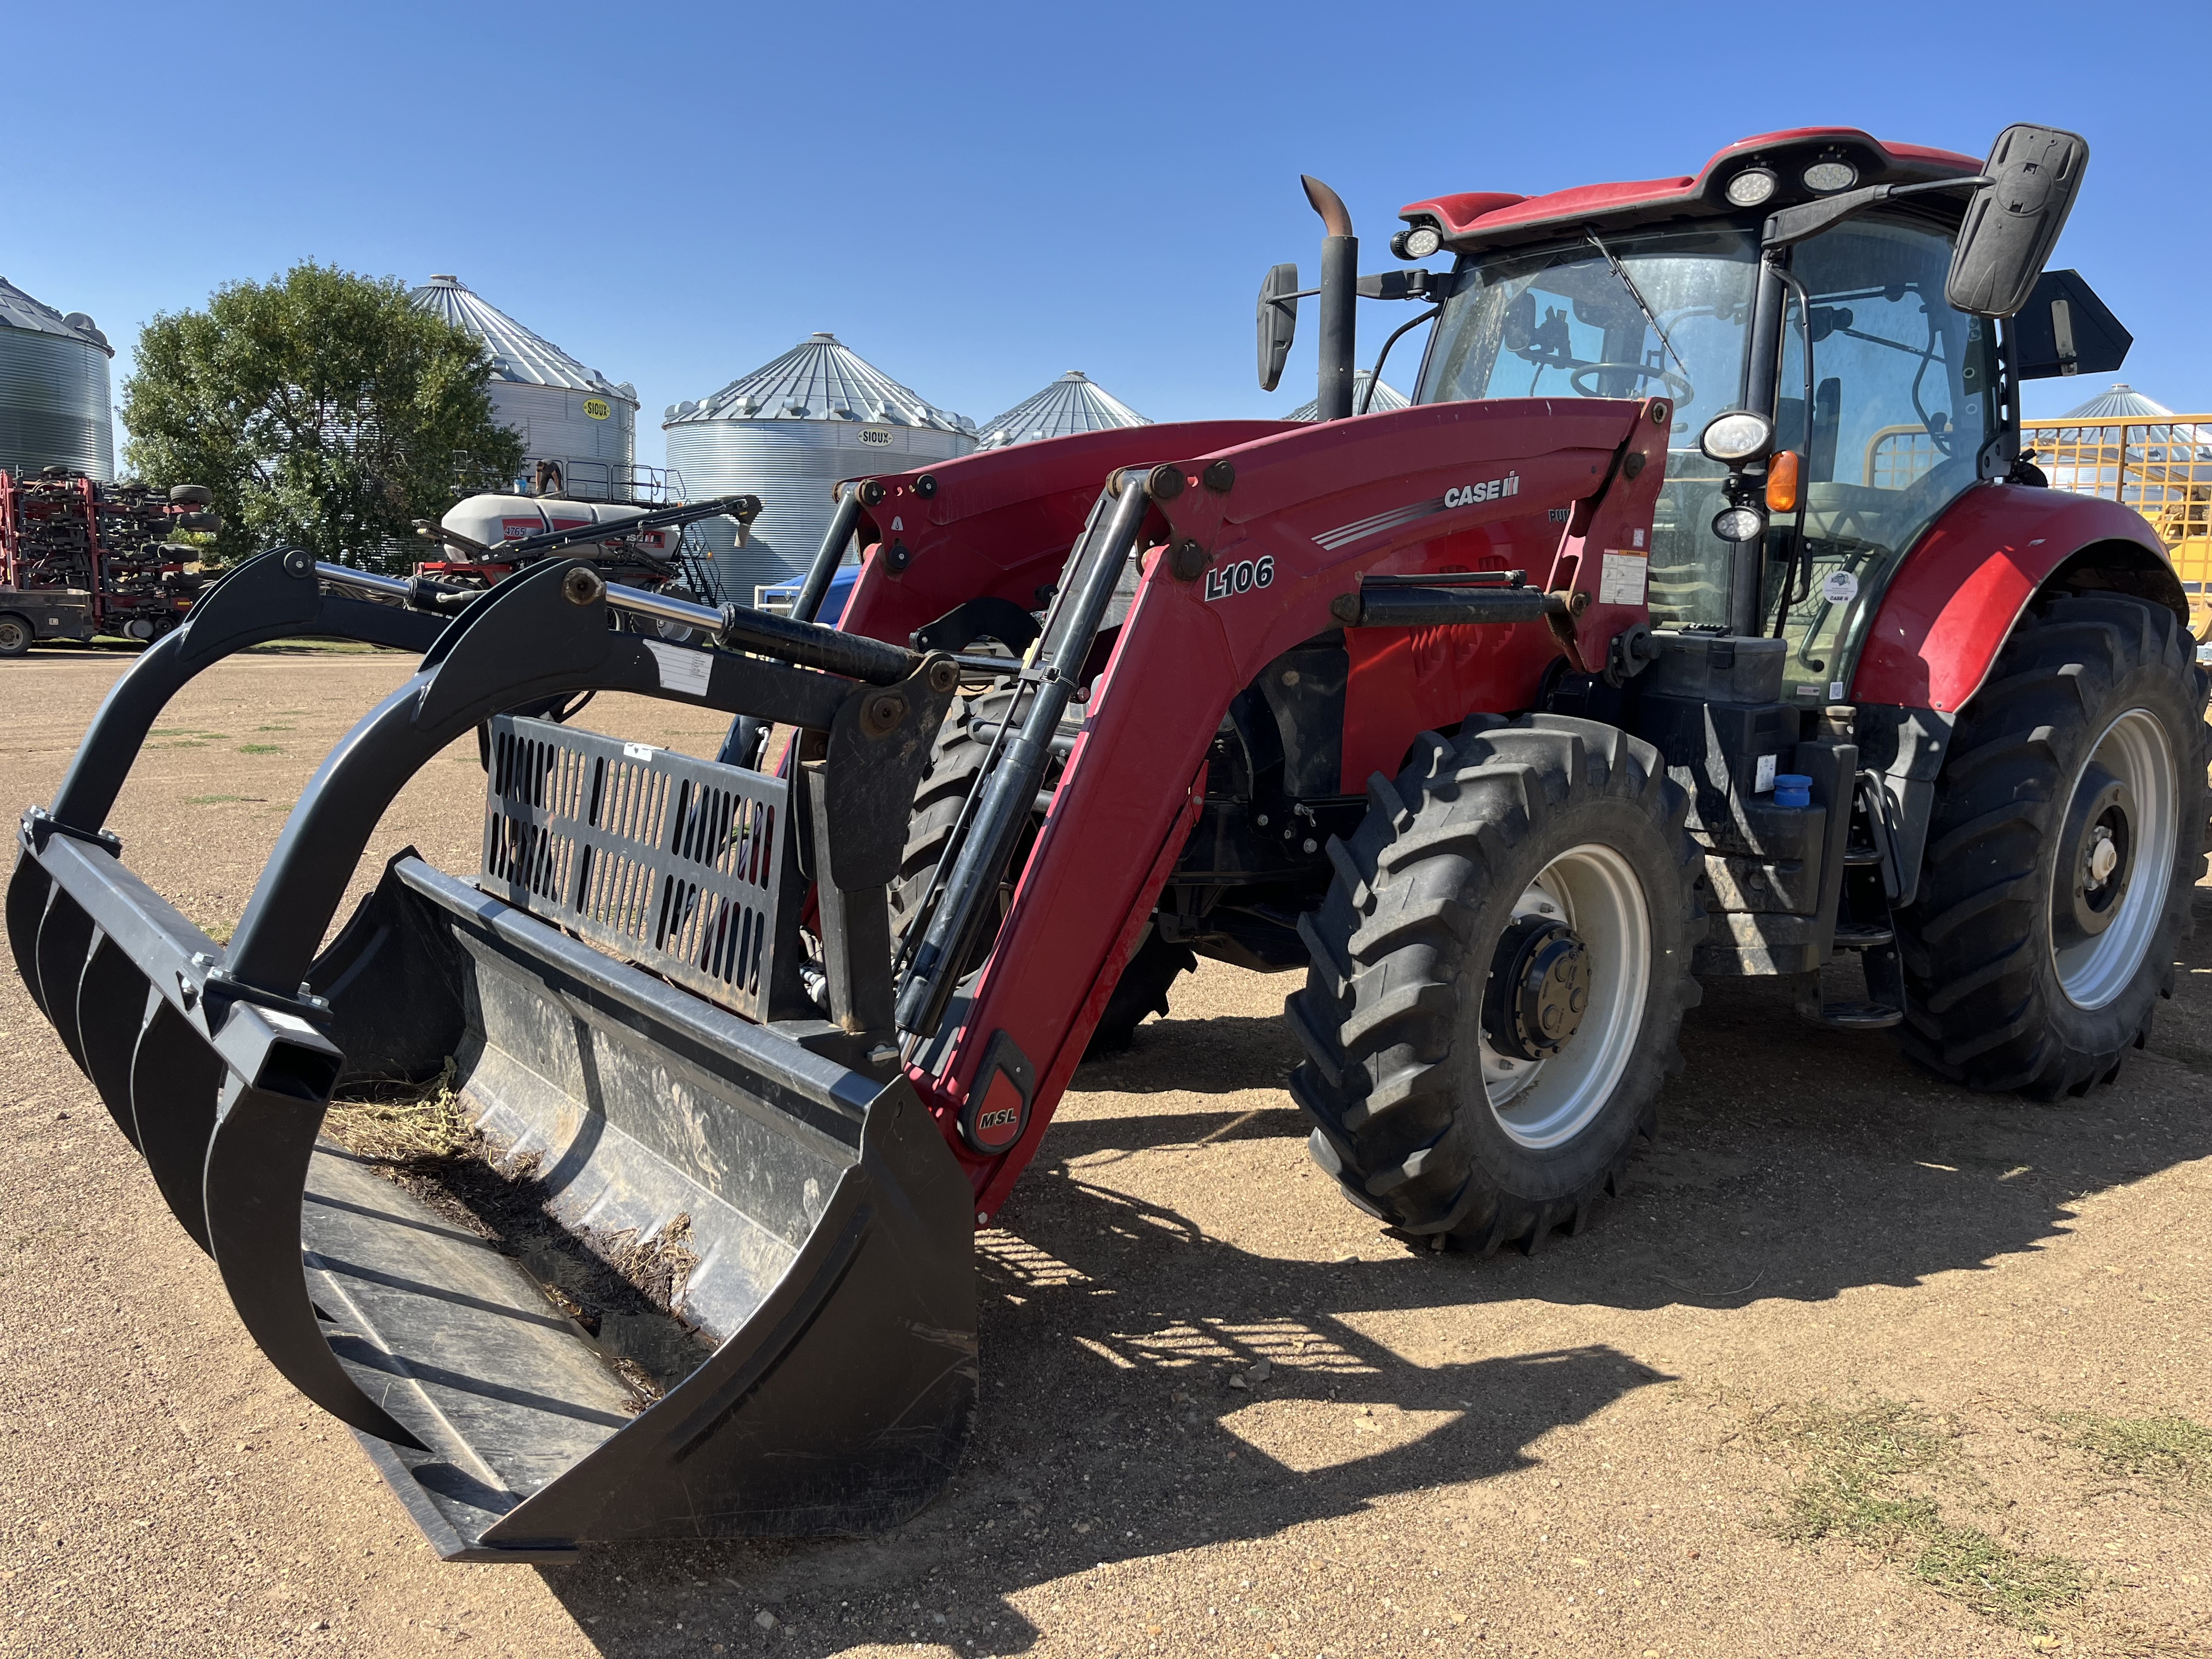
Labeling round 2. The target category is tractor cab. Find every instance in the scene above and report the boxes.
[1384,128,2119,705]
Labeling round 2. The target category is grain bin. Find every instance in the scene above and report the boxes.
[1291,372,1406,421]
[408,275,637,500]
[975,370,1148,449]
[0,278,115,480]
[664,333,975,598]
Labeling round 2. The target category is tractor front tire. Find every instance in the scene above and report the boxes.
[1894,592,2210,1098]
[1288,714,1703,1252]
[893,691,1194,1056]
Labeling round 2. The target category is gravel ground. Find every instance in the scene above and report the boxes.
[3,648,2209,1659]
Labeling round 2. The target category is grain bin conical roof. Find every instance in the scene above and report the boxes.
[665,333,972,435]
[2062,383,2174,420]
[0,276,111,354]
[1291,373,1407,421]
[408,274,635,405]
[975,371,1149,449]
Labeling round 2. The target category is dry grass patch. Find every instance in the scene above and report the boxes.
[2057,1410,2212,1493]
[1759,1398,2087,1632]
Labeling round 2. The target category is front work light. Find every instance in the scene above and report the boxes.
[1395,224,1443,260]
[1724,168,1778,207]
[1699,409,1776,465]
[1713,505,1768,544]
[1802,159,1859,193]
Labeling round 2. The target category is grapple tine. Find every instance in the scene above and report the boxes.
[5,850,54,1019]
[32,885,97,1074]
[130,1000,224,1253]
[75,934,156,1150]
[203,1064,426,1451]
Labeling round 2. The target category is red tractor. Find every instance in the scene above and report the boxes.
[14,122,2206,1556]
[841,121,2207,1247]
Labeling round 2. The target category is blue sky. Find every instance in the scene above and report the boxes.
[20,1,2205,470]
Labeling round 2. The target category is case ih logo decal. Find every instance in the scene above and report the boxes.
[1444,471,1520,509]
[1314,472,1521,551]
[1204,555,1275,602]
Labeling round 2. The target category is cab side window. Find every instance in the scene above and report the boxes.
[1768,213,2000,698]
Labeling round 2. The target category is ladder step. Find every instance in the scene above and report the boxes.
[1801,1000,1904,1031]
[1833,922,1894,949]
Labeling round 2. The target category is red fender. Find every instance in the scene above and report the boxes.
[1852,483,2171,713]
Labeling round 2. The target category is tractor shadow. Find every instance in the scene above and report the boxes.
[1053,887,2212,1317]
[534,1181,1661,1655]
[536,894,2212,1653]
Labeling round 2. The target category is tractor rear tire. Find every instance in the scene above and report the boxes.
[893,691,1194,1056]
[1287,714,1703,1251]
[1893,592,2210,1098]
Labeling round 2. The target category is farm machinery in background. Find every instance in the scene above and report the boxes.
[12,121,2209,1562]
[0,469,217,655]
[410,489,759,610]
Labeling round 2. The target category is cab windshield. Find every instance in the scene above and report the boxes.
[1416,224,1759,631]
[1415,215,2001,700]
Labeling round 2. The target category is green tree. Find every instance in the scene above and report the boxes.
[121,262,524,571]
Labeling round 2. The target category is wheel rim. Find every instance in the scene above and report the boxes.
[1479,843,1651,1150]
[0,620,26,652]
[2051,708,2177,1011]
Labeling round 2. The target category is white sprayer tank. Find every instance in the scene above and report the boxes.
[664,334,975,599]
[435,494,684,565]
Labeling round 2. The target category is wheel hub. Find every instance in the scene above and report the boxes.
[1483,914,1592,1062]
[2054,762,2135,945]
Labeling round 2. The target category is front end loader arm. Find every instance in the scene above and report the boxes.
[882,398,1672,1220]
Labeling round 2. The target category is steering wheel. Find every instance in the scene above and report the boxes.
[1568,362,1695,404]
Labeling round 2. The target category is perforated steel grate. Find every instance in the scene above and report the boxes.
[480,715,786,1019]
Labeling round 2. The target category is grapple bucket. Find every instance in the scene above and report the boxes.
[9,555,976,1558]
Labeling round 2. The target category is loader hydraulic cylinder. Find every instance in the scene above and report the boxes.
[319,560,925,687]
[894,471,1155,1041]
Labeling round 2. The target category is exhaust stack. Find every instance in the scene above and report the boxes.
[1302,176,1357,422]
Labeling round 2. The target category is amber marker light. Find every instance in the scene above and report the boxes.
[1765,450,1803,514]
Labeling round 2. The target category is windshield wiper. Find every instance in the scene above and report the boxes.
[1583,228,1689,380]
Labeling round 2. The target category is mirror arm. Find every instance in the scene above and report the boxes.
[1763,174,1993,251]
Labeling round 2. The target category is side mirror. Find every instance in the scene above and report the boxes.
[1257,262,1299,391]
[1946,124,2089,318]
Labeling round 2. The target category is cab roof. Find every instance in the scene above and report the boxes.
[1400,128,1983,254]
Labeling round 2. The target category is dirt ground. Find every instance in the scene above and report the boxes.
[4,647,2210,1659]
